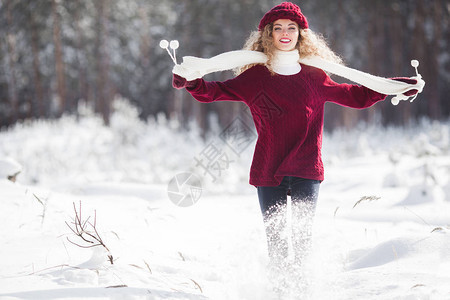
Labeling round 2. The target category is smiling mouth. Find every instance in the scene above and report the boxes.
[279,38,291,44]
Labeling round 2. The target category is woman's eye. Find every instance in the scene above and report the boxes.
[274,27,281,31]
[289,27,296,31]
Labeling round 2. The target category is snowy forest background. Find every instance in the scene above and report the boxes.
[0,0,449,131]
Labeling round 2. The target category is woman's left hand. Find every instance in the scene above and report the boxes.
[391,77,418,96]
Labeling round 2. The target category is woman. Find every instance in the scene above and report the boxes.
[170,1,421,290]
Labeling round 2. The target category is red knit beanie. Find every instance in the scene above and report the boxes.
[258,2,309,31]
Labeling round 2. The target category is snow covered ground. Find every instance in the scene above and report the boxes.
[1,101,449,300]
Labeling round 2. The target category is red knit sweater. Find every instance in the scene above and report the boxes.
[185,64,386,186]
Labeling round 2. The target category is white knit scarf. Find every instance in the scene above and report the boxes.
[172,50,425,105]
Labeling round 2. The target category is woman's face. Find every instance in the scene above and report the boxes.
[271,19,299,51]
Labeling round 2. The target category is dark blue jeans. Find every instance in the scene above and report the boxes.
[257,176,320,266]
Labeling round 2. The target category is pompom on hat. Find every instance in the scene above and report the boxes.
[258,2,309,31]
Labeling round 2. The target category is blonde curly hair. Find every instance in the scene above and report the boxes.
[236,22,343,75]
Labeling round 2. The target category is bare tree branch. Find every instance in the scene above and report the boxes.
[65,201,113,264]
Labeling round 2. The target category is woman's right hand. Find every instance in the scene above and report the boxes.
[172,74,198,90]
[172,74,187,89]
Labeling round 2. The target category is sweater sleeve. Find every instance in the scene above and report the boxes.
[184,67,258,104]
[315,69,387,109]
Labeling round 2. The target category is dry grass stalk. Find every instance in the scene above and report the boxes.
[353,196,381,209]
[190,279,203,293]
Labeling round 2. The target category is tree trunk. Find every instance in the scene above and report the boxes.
[74,2,88,116]
[30,12,45,118]
[5,0,19,123]
[52,0,66,117]
[426,0,442,119]
[138,5,151,68]
[95,0,111,125]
